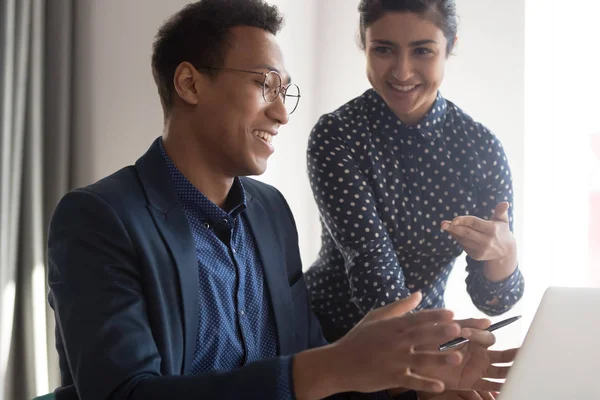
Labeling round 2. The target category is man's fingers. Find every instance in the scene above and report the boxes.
[471,379,503,392]
[398,373,445,393]
[484,365,510,380]
[456,318,492,330]
[395,320,461,347]
[461,328,496,348]
[488,348,519,364]
[363,292,422,323]
[457,391,485,400]
[407,350,463,370]
[476,391,497,400]
[387,308,456,333]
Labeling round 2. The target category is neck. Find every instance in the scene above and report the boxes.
[396,93,437,127]
[162,121,233,209]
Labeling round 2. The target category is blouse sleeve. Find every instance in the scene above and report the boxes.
[464,126,525,315]
[307,113,412,315]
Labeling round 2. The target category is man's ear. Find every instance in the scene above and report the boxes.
[449,35,459,56]
[173,62,202,106]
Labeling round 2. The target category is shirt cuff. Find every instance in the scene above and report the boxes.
[474,265,523,296]
[466,263,525,315]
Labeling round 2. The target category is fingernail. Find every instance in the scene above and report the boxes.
[462,328,472,338]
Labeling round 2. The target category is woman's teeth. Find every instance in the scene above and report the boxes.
[390,83,417,92]
[255,130,273,144]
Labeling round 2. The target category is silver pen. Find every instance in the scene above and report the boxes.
[438,315,521,351]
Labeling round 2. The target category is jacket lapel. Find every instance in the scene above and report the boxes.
[243,188,295,355]
[135,138,199,374]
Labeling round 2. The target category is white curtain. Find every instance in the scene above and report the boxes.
[1,0,73,398]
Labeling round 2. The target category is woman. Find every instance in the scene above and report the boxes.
[305,0,524,342]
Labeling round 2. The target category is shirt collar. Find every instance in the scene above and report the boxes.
[158,138,247,225]
[368,89,448,140]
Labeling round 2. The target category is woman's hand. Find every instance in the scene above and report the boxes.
[441,202,517,282]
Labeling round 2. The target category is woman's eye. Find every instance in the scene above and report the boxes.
[374,46,392,55]
[415,47,434,56]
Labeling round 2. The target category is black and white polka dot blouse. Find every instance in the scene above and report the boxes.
[305,89,524,335]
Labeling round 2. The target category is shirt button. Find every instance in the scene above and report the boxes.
[203,222,210,229]
[221,218,229,226]
[232,248,236,254]
[409,153,414,159]
[240,310,245,316]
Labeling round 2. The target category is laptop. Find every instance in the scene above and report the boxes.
[499,286,600,399]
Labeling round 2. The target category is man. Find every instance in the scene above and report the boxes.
[47,1,513,399]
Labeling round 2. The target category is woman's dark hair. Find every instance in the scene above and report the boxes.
[358,0,458,55]
[151,0,284,115]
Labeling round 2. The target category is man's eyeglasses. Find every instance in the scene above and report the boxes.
[194,66,301,115]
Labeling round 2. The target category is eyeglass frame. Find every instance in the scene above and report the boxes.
[193,66,301,114]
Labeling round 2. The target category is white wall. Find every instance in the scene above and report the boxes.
[72,0,189,188]
[72,0,527,349]
[522,0,600,330]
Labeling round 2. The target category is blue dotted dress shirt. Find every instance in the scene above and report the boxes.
[159,140,292,398]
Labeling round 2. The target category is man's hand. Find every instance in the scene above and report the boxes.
[413,318,518,392]
[293,293,466,399]
[419,390,499,400]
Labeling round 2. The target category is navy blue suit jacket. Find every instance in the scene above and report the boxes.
[48,139,363,400]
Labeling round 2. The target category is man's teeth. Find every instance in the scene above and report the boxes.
[391,83,417,92]
[255,130,274,144]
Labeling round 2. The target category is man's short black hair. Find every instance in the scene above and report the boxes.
[151,0,284,116]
